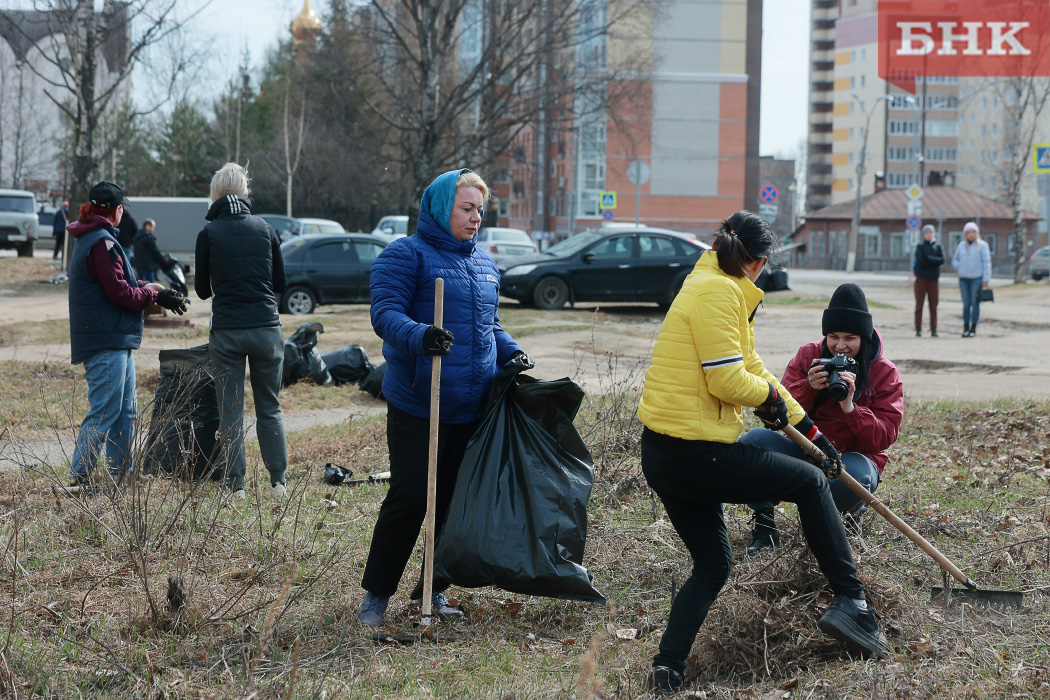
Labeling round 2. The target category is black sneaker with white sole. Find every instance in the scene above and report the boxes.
[646,666,684,696]
[817,596,891,659]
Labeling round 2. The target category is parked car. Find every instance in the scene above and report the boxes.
[259,215,347,243]
[0,189,39,256]
[477,226,538,263]
[370,215,408,244]
[279,234,387,314]
[37,205,58,231]
[499,226,711,310]
[258,214,298,240]
[1031,245,1049,281]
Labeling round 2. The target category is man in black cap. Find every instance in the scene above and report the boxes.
[739,283,904,552]
[66,181,189,486]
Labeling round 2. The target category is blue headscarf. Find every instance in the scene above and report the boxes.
[420,168,475,236]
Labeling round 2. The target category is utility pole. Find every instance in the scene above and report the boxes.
[847,94,890,274]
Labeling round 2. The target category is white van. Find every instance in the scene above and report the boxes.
[0,189,39,256]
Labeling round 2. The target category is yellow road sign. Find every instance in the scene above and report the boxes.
[599,191,617,209]
[1034,145,1050,173]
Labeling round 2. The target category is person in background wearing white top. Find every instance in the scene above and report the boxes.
[950,221,991,337]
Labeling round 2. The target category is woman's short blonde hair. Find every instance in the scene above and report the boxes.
[210,162,251,202]
[456,171,489,201]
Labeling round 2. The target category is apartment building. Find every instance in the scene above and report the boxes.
[503,0,763,238]
[807,1,1047,219]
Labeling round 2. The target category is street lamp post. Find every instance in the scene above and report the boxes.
[847,93,890,274]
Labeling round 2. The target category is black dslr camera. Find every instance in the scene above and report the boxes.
[816,353,858,402]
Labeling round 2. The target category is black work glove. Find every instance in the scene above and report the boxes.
[422,325,454,356]
[507,350,535,370]
[754,382,789,430]
[795,416,843,479]
[156,288,189,315]
[812,434,843,479]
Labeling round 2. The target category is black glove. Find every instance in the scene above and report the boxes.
[156,288,189,315]
[755,382,789,430]
[794,416,843,479]
[812,434,843,479]
[507,350,535,370]
[422,325,454,356]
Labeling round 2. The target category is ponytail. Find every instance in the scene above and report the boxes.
[713,210,778,278]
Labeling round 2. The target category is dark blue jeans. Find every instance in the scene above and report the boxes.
[738,428,879,515]
[958,276,982,327]
[641,427,865,674]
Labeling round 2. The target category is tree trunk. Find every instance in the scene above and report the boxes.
[69,0,99,260]
[1013,177,1027,284]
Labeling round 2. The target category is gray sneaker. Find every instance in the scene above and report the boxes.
[357,591,389,628]
[431,590,464,621]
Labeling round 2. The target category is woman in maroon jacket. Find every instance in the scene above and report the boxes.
[742,283,904,553]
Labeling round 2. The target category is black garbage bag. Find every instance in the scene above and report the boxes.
[358,361,386,399]
[159,255,189,297]
[755,267,791,292]
[283,322,332,386]
[432,358,604,602]
[321,345,374,386]
[142,344,221,481]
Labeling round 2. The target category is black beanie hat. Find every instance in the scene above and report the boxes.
[822,283,873,339]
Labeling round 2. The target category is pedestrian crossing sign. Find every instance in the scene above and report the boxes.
[1035,145,1050,173]
[599,191,617,209]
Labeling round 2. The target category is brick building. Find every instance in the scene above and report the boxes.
[790,185,1045,276]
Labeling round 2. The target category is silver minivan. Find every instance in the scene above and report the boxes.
[1031,246,1049,281]
[0,189,39,256]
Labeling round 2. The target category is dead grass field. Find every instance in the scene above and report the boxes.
[1,390,1049,699]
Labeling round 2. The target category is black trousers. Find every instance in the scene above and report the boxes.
[640,428,865,674]
[361,404,479,597]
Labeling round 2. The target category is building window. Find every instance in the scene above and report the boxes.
[890,233,906,258]
[850,76,855,89]
[888,119,919,135]
[849,127,854,139]
[861,74,866,86]
[985,233,997,255]
[849,152,854,165]
[861,48,867,61]
[980,152,986,165]
[888,146,912,161]
[992,123,998,138]
[926,94,958,110]
[864,232,881,257]
[925,121,957,137]
[981,98,988,110]
[889,94,916,109]
[949,232,963,250]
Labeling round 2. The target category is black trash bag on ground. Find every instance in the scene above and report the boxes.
[283,322,332,386]
[143,344,221,481]
[431,358,604,602]
[755,267,791,292]
[321,345,373,386]
[358,361,386,399]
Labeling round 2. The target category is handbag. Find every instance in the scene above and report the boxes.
[978,288,994,303]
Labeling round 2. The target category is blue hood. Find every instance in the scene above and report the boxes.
[420,168,474,236]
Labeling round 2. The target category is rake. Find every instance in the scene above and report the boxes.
[782,423,1023,608]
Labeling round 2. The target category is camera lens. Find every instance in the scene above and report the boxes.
[826,372,849,402]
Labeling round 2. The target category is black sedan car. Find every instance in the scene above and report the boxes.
[279,234,387,314]
[499,226,711,310]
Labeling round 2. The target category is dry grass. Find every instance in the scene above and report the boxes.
[1,374,1049,698]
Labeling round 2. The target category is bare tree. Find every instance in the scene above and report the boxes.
[347,0,655,228]
[979,76,1050,283]
[0,0,205,211]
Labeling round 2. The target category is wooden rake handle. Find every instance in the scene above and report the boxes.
[782,423,978,591]
[422,278,444,628]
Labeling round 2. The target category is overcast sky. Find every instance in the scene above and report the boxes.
[199,0,811,160]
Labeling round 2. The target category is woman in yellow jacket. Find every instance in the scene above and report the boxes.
[637,212,889,694]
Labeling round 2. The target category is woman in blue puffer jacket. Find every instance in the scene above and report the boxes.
[357,169,531,627]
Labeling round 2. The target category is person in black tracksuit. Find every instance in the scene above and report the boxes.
[132,219,174,283]
[195,163,288,499]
